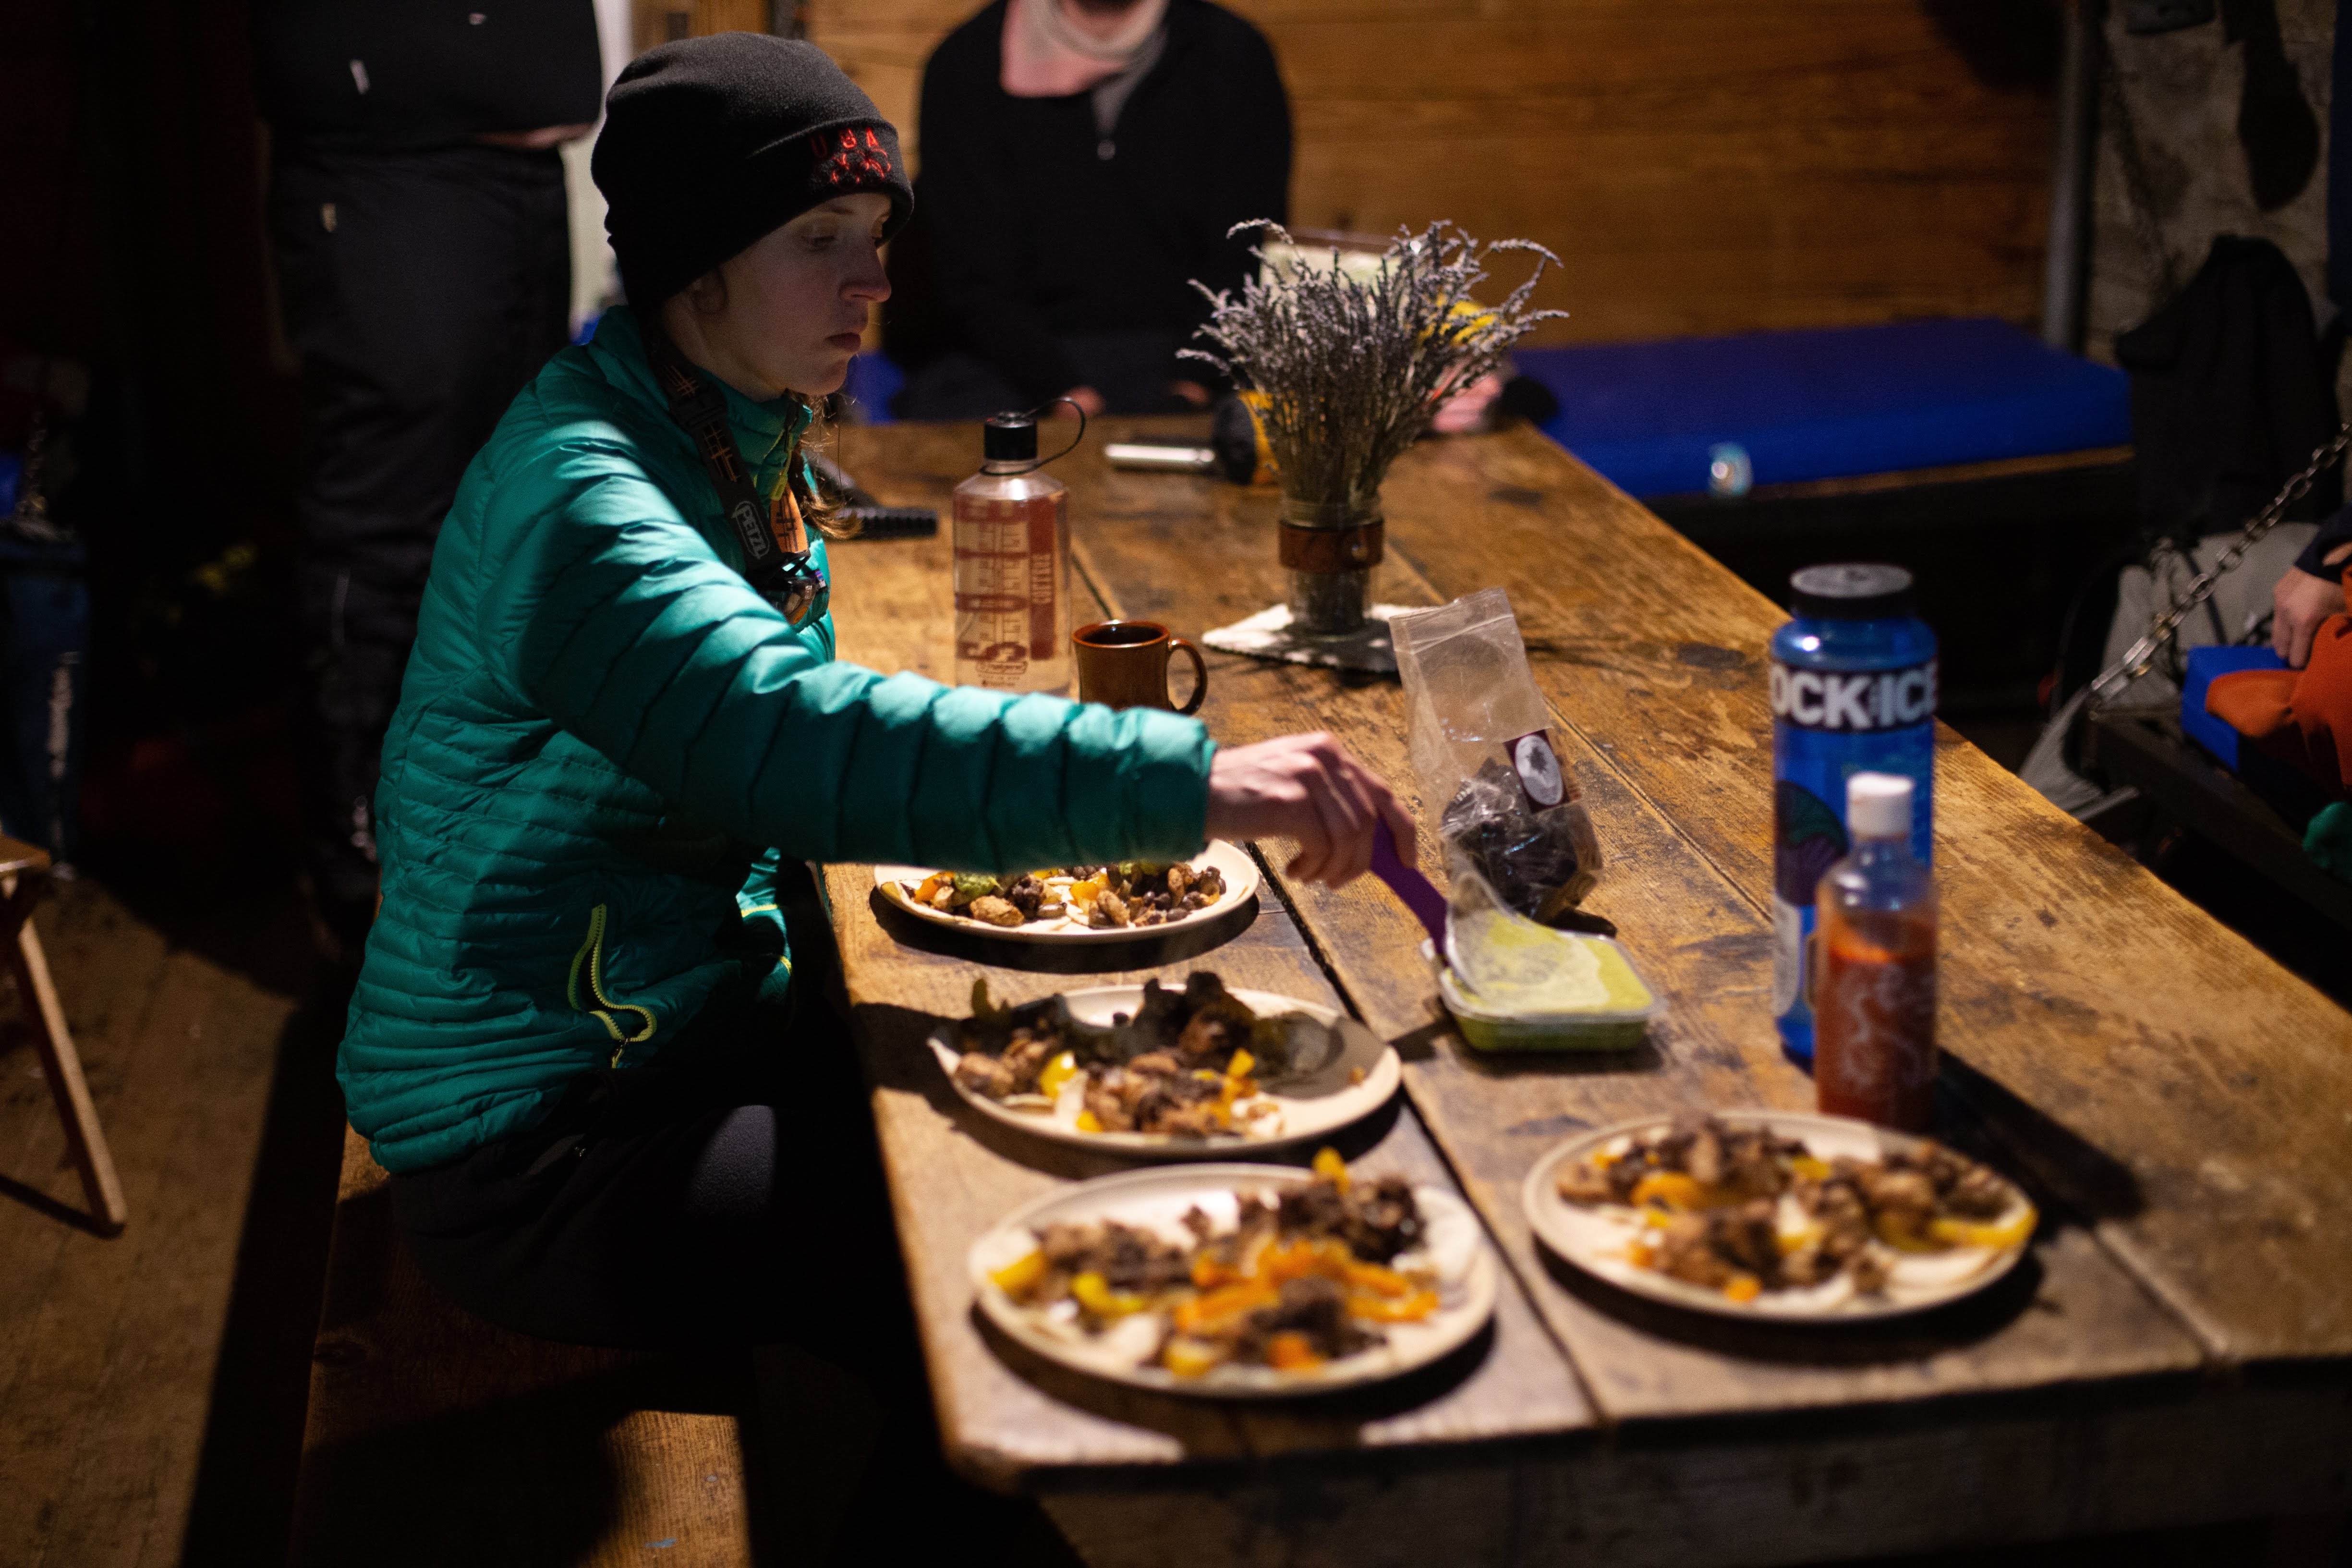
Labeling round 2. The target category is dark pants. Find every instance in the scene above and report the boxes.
[268,140,573,939]
[386,966,1033,1560]
[385,999,913,1358]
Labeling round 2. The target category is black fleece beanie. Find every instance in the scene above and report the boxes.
[592,34,913,311]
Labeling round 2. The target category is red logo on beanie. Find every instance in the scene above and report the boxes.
[811,125,893,189]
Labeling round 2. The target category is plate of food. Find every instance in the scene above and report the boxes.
[873,842,1259,942]
[931,972,1401,1155]
[969,1151,1498,1395]
[1523,1110,2037,1321]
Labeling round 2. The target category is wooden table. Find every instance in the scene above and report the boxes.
[816,417,2352,1568]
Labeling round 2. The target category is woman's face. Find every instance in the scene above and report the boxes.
[663,192,893,401]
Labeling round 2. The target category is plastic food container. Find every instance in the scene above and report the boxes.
[1420,938,1665,1052]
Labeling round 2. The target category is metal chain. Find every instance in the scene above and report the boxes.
[2087,417,2352,703]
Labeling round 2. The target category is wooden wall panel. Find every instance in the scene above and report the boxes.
[807,0,2059,344]
[632,0,773,56]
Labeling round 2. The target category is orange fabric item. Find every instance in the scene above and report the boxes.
[2207,612,2352,795]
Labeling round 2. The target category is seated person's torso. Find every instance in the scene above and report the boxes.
[343,311,825,1172]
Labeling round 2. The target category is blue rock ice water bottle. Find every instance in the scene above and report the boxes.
[1770,564,1936,1067]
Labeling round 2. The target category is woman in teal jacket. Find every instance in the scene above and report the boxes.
[345,34,1408,1357]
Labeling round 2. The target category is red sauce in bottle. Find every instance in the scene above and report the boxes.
[1813,905,1937,1131]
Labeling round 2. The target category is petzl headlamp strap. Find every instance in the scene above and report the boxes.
[643,326,828,627]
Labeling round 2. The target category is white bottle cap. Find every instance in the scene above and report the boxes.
[1847,772,1913,839]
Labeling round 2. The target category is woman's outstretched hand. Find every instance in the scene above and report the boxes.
[1203,733,1417,886]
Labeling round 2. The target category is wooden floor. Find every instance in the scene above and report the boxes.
[0,871,348,1568]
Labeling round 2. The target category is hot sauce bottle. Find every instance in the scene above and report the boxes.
[953,412,1071,695]
[1813,773,1938,1131]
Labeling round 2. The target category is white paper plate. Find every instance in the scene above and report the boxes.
[928,987,1400,1158]
[1522,1109,2036,1322]
[875,841,1259,944]
[969,1163,1498,1396]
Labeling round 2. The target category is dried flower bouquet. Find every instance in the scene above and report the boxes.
[1183,221,1568,633]
[1185,222,1566,512]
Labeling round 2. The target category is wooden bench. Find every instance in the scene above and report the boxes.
[288,1126,759,1566]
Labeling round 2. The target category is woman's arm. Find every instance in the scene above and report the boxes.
[481,448,1211,872]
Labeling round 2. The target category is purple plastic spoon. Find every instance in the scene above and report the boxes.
[1370,822,1448,945]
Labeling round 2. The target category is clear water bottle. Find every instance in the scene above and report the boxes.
[1770,564,1936,1067]
[1814,773,1938,1131]
[953,413,1071,695]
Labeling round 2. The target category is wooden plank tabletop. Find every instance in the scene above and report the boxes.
[991,423,2198,1424]
[1360,428,2352,1369]
[817,509,1591,1488]
[816,415,2348,1474]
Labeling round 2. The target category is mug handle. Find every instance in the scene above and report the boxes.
[1167,637,1208,715]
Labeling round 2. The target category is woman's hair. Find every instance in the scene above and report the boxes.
[788,394,861,541]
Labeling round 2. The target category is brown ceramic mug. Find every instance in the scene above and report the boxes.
[1072,620,1207,713]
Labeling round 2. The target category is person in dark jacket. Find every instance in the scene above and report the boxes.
[894,0,1291,419]
[252,0,602,959]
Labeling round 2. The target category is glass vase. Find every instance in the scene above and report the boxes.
[1279,494,1382,638]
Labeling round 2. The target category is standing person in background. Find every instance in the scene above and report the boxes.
[252,0,602,961]
[893,0,1290,420]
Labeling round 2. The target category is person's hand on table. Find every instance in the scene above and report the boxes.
[2273,557,2349,667]
[1053,386,1107,418]
[1203,733,1416,887]
[1168,379,1212,409]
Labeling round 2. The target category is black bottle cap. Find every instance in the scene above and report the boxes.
[1790,563,1915,620]
[983,413,1038,462]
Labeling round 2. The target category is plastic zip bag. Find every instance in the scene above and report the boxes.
[1392,588,1601,930]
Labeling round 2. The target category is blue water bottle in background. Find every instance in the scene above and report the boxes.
[1771,564,1936,1067]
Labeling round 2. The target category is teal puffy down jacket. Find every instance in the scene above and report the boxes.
[340,307,1216,1173]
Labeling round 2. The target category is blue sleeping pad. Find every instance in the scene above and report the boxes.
[1515,317,2131,500]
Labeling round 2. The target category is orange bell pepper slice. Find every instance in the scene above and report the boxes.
[1342,1260,1414,1298]
[1629,1171,1741,1212]
[1171,1279,1278,1335]
[1070,1271,1148,1318]
[1161,1337,1226,1378]
[989,1250,1047,1299]
[1347,1288,1438,1323]
[1928,1205,2037,1251]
